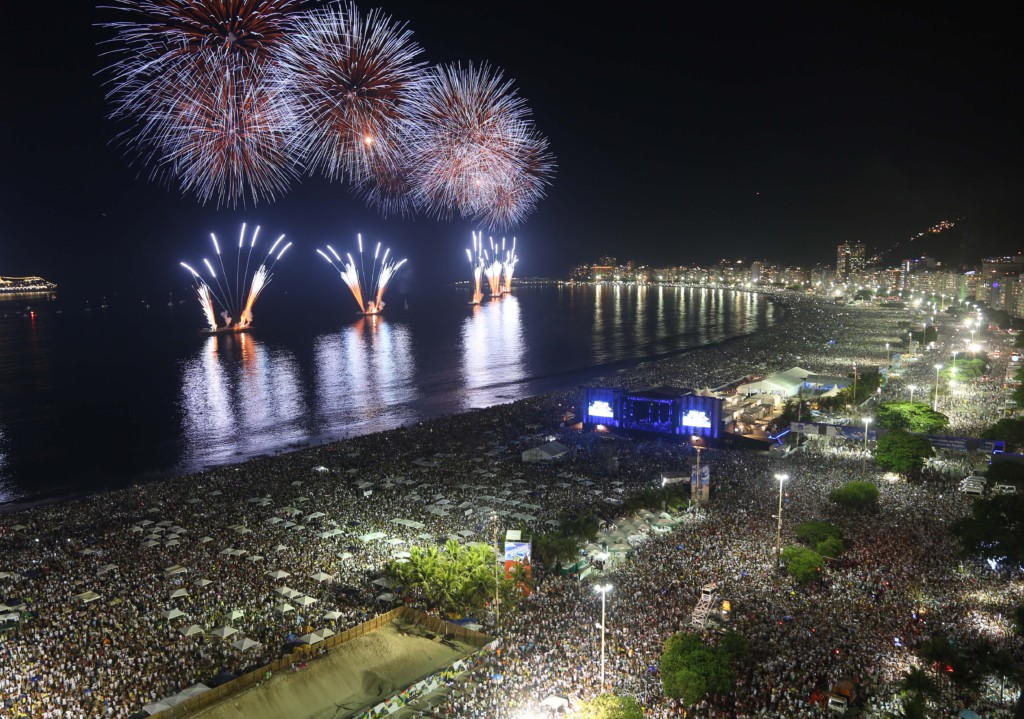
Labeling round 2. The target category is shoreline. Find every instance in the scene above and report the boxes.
[2,289,793,515]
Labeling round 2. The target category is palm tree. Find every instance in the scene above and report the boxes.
[897,666,938,700]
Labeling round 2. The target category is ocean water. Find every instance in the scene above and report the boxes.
[0,284,777,503]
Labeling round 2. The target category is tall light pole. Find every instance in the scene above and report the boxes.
[774,473,788,570]
[492,511,500,627]
[692,437,703,508]
[933,364,943,411]
[908,384,917,403]
[594,584,612,690]
[862,417,872,473]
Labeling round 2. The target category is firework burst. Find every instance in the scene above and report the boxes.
[277,2,425,187]
[318,234,407,315]
[101,0,300,206]
[180,223,292,331]
[406,62,555,229]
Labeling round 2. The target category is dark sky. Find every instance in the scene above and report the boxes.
[2,2,1023,297]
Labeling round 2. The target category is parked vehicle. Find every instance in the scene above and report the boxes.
[827,679,858,713]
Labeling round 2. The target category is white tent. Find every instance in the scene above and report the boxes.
[736,366,812,397]
[142,540,159,548]
[198,536,213,544]
[161,608,186,620]
[310,572,334,583]
[232,637,262,652]
[299,631,324,644]
[323,610,342,620]
[319,627,336,638]
[227,609,244,620]
[182,683,211,697]
[181,624,204,637]
[143,701,173,715]
[266,569,290,579]
[169,588,189,599]
[294,595,317,607]
[541,696,569,710]
[195,578,213,587]
[211,626,237,638]
[75,591,101,604]
[97,564,117,575]
[273,544,289,552]
[304,511,326,521]
[522,441,569,464]
[274,603,296,614]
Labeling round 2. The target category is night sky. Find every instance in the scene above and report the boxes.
[2,2,1022,298]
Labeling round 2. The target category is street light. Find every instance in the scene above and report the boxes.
[933,364,943,411]
[774,473,788,569]
[908,384,917,403]
[862,417,872,473]
[594,583,613,690]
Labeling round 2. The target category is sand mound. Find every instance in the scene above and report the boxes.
[195,626,470,719]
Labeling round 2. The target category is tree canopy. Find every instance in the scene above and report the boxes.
[793,520,844,558]
[575,694,644,719]
[873,430,933,476]
[828,480,880,510]
[386,540,514,617]
[660,631,746,705]
[875,402,948,434]
[981,419,1024,453]
[939,357,986,382]
[780,545,824,585]
[951,494,1024,568]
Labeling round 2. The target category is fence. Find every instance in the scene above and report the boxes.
[153,607,492,719]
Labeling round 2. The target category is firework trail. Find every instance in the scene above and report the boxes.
[100,0,299,206]
[276,2,425,189]
[466,231,486,304]
[318,234,407,315]
[483,236,504,297]
[406,62,555,229]
[180,223,291,331]
[501,236,517,294]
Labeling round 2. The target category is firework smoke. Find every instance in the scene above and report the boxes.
[180,223,291,331]
[318,234,407,315]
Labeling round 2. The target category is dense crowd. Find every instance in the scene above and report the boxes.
[1,296,1021,719]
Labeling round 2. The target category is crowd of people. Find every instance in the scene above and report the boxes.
[0,294,1021,719]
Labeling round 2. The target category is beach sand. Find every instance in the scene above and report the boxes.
[193,626,472,719]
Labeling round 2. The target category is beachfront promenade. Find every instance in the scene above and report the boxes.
[1,294,1021,718]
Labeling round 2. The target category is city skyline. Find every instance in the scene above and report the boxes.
[2,3,1023,296]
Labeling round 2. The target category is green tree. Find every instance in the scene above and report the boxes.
[828,481,880,510]
[981,420,1024,453]
[873,430,933,477]
[853,289,874,301]
[575,694,644,719]
[660,632,740,706]
[780,545,824,585]
[876,402,949,434]
[952,494,1024,568]
[793,520,844,558]
[776,398,811,429]
[940,358,987,381]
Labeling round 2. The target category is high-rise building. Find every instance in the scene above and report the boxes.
[836,243,866,278]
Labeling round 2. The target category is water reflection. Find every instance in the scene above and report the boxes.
[179,332,307,470]
[460,296,526,410]
[0,422,11,503]
[312,316,417,434]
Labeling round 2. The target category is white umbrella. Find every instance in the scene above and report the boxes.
[231,637,262,652]
[211,625,237,639]
[181,624,204,637]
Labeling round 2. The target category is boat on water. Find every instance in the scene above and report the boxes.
[199,325,253,336]
[0,276,58,294]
